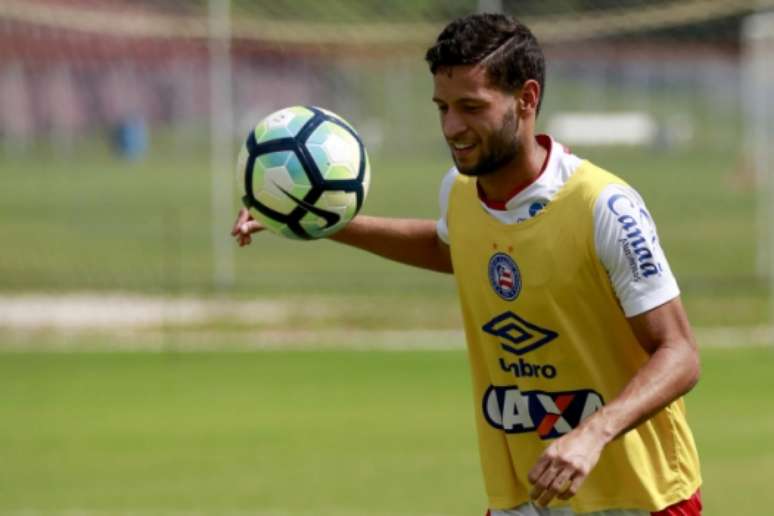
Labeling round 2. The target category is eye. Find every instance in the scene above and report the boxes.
[436,104,448,114]
[463,104,482,113]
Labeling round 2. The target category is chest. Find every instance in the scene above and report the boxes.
[448,197,598,296]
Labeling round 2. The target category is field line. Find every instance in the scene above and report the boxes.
[0,293,771,349]
[2,326,772,352]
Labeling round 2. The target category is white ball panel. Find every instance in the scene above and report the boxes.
[265,109,297,130]
[261,165,295,199]
[322,132,358,165]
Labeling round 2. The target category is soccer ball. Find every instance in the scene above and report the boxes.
[237,106,370,240]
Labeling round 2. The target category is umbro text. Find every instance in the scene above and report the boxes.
[499,357,557,379]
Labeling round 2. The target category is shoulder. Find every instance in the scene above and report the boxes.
[592,182,662,272]
[592,182,679,316]
[439,167,476,206]
[437,167,461,244]
[566,161,632,207]
[438,167,460,212]
[592,182,654,253]
[551,139,584,182]
[593,183,649,225]
[439,167,460,196]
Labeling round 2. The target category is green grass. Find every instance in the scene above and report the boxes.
[0,347,772,515]
[0,350,483,515]
[0,136,765,326]
[0,142,454,297]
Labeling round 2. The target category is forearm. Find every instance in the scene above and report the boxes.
[526,303,700,505]
[584,337,700,444]
[330,215,453,273]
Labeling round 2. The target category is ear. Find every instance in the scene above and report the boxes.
[516,79,541,118]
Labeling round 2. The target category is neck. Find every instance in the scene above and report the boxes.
[476,134,547,204]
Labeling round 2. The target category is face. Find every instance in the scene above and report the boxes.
[432,65,520,176]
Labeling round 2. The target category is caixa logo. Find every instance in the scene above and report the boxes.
[483,385,604,439]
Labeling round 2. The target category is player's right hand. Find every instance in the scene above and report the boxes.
[231,208,264,247]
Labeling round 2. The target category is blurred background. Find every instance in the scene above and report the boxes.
[1,0,773,515]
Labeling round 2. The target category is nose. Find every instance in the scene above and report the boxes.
[442,109,467,140]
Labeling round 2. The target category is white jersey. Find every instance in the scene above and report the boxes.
[436,135,679,318]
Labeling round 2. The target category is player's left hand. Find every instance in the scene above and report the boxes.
[527,421,608,507]
[231,207,265,247]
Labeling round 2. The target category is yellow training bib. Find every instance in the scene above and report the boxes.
[447,162,700,512]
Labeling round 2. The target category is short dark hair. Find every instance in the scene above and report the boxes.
[425,13,546,113]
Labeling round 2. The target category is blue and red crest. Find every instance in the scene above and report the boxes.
[488,253,521,301]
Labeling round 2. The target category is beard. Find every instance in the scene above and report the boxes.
[455,109,520,177]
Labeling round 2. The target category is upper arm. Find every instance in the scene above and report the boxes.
[627,297,698,358]
[436,235,452,273]
[593,184,679,318]
[627,297,700,392]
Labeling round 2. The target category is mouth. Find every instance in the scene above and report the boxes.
[450,142,476,158]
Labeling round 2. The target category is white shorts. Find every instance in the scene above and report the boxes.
[491,503,648,516]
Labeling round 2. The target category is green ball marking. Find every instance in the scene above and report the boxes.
[325,164,357,180]
[253,213,286,236]
[306,144,357,180]
[250,151,312,216]
[254,106,315,144]
[280,225,304,240]
[261,125,292,142]
[252,122,268,142]
[258,151,291,170]
[298,190,359,239]
[306,120,354,146]
[316,107,356,132]
[306,122,361,180]
[283,152,313,195]
[361,153,371,193]
[342,197,358,221]
[236,145,250,185]
[305,121,334,146]
[299,216,333,239]
[285,106,315,136]
[255,189,294,216]
[307,144,330,172]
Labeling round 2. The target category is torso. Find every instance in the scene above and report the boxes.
[437,134,679,317]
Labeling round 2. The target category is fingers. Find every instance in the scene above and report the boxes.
[528,450,589,507]
[529,464,559,507]
[527,454,550,485]
[532,467,575,507]
[238,232,252,247]
[231,208,252,236]
[240,220,263,235]
[231,208,265,247]
[557,475,584,500]
[236,222,261,247]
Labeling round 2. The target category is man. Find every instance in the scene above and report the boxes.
[232,13,702,516]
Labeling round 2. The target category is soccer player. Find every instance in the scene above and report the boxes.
[232,13,702,516]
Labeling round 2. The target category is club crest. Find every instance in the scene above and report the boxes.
[488,252,521,301]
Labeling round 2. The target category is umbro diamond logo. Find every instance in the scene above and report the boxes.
[482,311,559,356]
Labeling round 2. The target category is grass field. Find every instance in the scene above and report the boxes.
[1,346,772,515]
[1,84,769,515]
[0,137,766,327]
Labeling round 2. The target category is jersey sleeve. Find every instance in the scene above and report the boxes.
[593,183,680,317]
[436,168,459,245]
